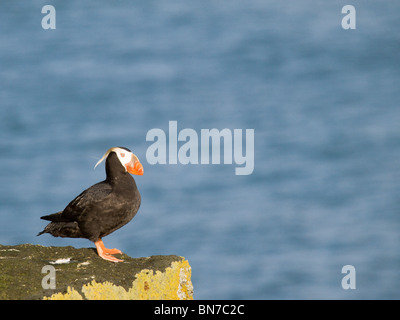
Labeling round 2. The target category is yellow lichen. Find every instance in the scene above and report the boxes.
[44,258,193,300]
[127,259,193,300]
[44,286,83,300]
[82,280,129,299]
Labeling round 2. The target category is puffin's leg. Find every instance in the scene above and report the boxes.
[96,239,122,254]
[94,239,123,262]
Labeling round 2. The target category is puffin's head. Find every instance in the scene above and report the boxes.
[94,147,144,175]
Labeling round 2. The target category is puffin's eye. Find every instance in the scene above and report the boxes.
[120,153,125,158]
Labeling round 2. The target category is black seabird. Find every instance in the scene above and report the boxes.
[38,147,143,262]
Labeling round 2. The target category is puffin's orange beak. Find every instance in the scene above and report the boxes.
[126,157,143,175]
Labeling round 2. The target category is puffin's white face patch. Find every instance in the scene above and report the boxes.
[94,147,137,172]
[114,148,133,171]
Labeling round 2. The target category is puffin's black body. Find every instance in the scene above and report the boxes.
[38,147,143,262]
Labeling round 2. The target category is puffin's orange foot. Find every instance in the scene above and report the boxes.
[98,251,123,263]
[103,247,122,255]
[94,239,123,263]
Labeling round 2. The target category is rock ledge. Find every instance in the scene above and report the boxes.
[0,244,193,300]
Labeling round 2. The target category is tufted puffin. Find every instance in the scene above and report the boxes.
[38,147,143,262]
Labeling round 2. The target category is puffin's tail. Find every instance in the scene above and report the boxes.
[37,228,49,236]
[37,212,82,238]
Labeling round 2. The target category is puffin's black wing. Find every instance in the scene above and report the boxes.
[62,181,113,221]
[38,181,113,239]
[40,181,112,223]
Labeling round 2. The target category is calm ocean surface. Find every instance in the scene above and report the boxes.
[1,1,400,299]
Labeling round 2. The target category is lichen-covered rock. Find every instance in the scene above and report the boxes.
[0,244,193,300]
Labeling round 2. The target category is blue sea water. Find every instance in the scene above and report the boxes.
[1,0,400,299]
